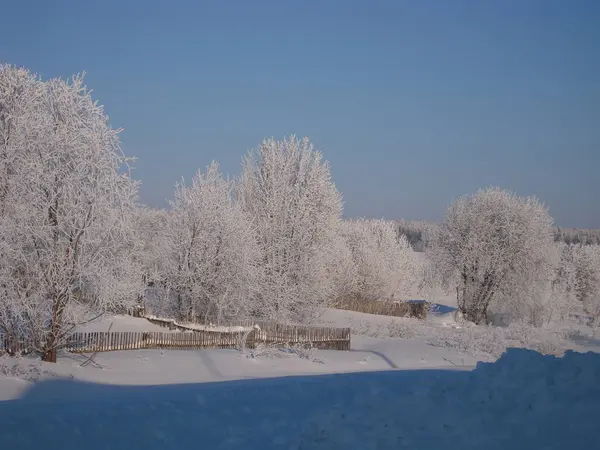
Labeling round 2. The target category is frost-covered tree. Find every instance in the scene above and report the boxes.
[429,187,555,325]
[132,206,170,287]
[127,206,170,316]
[573,245,600,308]
[541,243,600,327]
[339,219,418,303]
[569,244,600,325]
[0,65,142,361]
[0,66,38,216]
[237,135,343,322]
[327,231,359,304]
[158,162,260,324]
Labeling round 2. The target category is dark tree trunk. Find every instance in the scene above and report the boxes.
[42,348,57,363]
[41,295,64,363]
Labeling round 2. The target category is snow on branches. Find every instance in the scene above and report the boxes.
[338,219,419,304]
[0,65,142,361]
[237,135,343,323]
[429,187,555,325]
[156,162,261,324]
[552,243,600,326]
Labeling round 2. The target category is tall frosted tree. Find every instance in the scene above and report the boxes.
[237,135,343,322]
[0,65,142,361]
[132,206,170,288]
[159,162,261,324]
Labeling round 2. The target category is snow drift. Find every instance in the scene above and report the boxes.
[0,348,599,449]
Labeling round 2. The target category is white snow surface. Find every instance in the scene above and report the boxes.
[0,349,599,449]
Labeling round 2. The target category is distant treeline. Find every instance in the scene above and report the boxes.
[554,227,600,246]
[395,220,600,251]
[394,220,436,252]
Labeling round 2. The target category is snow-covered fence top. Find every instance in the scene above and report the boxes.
[143,315,256,333]
[142,315,352,350]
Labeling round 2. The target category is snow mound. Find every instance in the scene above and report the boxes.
[468,348,600,412]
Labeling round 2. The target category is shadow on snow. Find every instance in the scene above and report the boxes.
[0,348,599,450]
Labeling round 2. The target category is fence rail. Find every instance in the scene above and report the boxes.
[0,323,351,355]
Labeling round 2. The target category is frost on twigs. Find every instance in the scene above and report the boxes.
[156,162,261,324]
[555,244,600,327]
[336,219,420,307]
[429,187,555,325]
[237,135,343,323]
[0,65,143,362]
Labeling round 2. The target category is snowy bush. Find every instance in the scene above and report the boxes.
[511,243,600,330]
[426,322,567,361]
[237,135,343,323]
[429,187,555,325]
[0,65,142,362]
[337,219,419,305]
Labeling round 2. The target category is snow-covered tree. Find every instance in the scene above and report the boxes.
[0,65,142,361]
[327,231,359,304]
[569,244,600,325]
[0,65,41,216]
[237,135,343,322]
[338,219,418,304]
[132,206,170,287]
[126,206,170,316]
[573,245,600,309]
[158,162,261,324]
[429,187,555,325]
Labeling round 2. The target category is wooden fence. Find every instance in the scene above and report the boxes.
[0,323,351,355]
[142,316,351,350]
[333,296,428,319]
[250,322,350,350]
[63,330,248,352]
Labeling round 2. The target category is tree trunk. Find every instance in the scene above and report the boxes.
[41,296,64,363]
[42,348,57,363]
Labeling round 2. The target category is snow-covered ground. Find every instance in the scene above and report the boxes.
[0,348,599,449]
[0,311,479,401]
[1,309,600,448]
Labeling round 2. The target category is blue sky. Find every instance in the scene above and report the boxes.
[1,0,598,227]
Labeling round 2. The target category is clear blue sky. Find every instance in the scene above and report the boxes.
[1,0,598,227]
